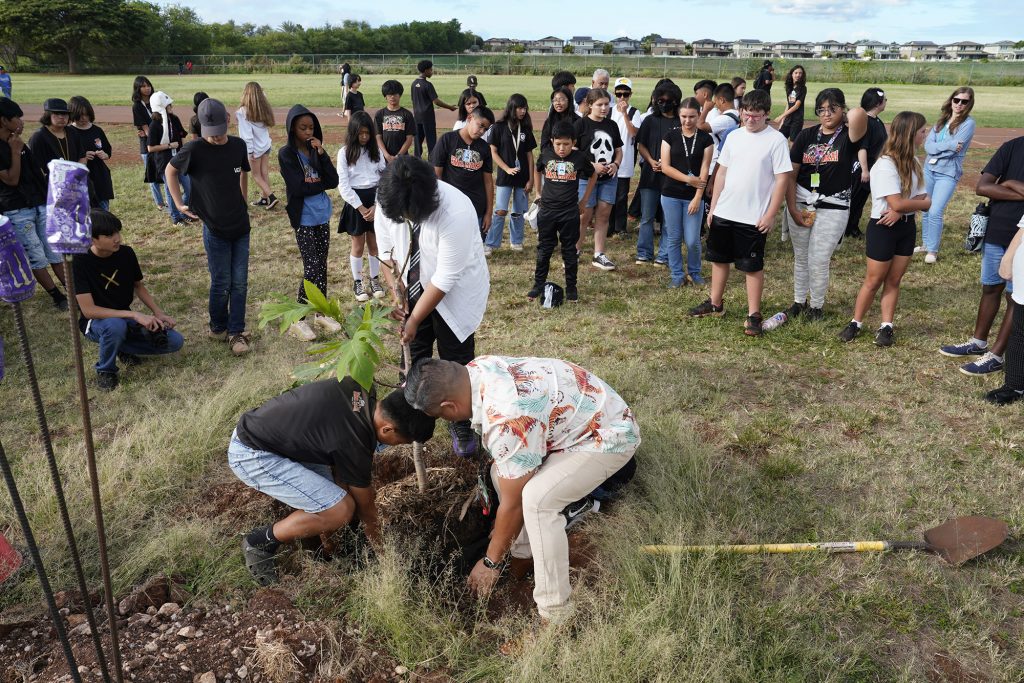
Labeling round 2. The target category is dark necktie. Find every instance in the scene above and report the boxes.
[407,222,422,305]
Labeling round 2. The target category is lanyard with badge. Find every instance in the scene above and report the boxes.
[808,124,843,203]
[509,122,521,170]
[680,131,697,176]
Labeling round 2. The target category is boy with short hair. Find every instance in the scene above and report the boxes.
[551,71,577,97]
[431,106,495,232]
[530,121,596,302]
[166,98,253,355]
[689,89,792,336]
[374,80,414,163]
[411,59,457,158]
[231,382,436,585]
[73,209,184,391]
[693,79,717,131]
[342,74,364,117]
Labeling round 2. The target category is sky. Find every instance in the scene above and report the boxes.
[160,0,1023,45]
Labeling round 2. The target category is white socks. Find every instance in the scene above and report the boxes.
[351,255,381,280]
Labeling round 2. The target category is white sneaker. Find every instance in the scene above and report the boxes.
[913,245,926,254]
[483,246,493,257]
[510,243,524,251]
[313,315,342,334]
[924,253,937,264]
[368,276,386,299]
[288,321,316,342]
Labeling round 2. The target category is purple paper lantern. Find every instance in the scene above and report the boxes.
[0,215,36,303]
[0,334,4,382]
[45,159,92,255]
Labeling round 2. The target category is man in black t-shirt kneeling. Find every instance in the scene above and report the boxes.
[74,209,184,391]
[229,380,436,585]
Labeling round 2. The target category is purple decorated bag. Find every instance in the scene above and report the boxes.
[0,214,36,303]
[45,159,92,255]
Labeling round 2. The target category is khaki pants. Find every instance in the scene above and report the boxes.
[492,447,636,619]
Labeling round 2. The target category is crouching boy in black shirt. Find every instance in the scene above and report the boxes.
[73,209,184,391]
[228,380,436,585]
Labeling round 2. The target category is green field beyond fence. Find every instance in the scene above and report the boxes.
[35,52,1024,87]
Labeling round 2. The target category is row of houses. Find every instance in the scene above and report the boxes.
[481,36,1024,61]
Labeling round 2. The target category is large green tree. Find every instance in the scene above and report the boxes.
[0,0,143,72]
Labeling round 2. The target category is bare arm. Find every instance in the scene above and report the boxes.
[0,135,23,185]
[76,290,163,331]
[432,97,457,111]
[857,148,869,182]
[164,164,197,221]
[434,166,444,179]
[786,162,803,223]
[482,173,494,230]
[757,171,792,233]
[707,164,728,228]
[467,470,536,595]
[999,227,1023,280]
[345,485,381,548]
[398,134,413,156]
[977,173,1024,202]
[133,282,174,327]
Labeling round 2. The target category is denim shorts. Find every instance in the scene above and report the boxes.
[4,205,59,269]
[578,177,617,208]
[227,430,346,513]
[980,241,1013,292]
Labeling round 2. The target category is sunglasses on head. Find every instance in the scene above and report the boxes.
[952,97,971,105]
[615,92,631,98]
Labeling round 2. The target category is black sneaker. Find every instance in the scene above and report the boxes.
[449,420,479,458]
[838,321,862,342]
[804,307,824,321]
[784,302,806,319]
[744,312,763,337]
[561,496,600,531]
[96,371,118,391]
[984,386,1024,406]
[266,194,280,210]
[688,298,724,317]
[48,288,69,311]
[368,276,385,300]
[566,286,579,302]
[242,538,278,586]
[592,253,616,271]
[353,279,369,303]
[117,352,142,368]
[874,325,895,347]
[250,197,268,207]
[527,285,543,300]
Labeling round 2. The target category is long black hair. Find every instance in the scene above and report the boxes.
[345,111,380,166]
[131,76,154,104]
[456,88,486,122]
[377,156,440,224]
[547,87,575,124]
[500,93,532,134]
[784,65,806,94]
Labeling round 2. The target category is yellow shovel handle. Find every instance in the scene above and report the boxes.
[641,541,891,555]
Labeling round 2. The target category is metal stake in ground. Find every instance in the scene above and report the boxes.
[44,160,125,683]
[11,302,112,683]
[0,438,84,683]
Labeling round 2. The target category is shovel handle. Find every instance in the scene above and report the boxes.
[642,541,897,555]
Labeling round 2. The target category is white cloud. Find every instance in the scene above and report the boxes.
[769,0,903,18]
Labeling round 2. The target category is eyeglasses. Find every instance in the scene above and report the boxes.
[952,97,971,105]
[815,106,841,116]
[615,92,631,98]
[742,112,767,120]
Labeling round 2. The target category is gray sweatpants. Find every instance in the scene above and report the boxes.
[786,204,850,309]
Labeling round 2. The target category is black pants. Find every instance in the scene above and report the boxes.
[607,177,633,235]
[846,175,870,235]
[294,223,330,302]
[414,122,437,159]
[409,308,475,367]
[1006,301,1024,390]
[534,212,580,290]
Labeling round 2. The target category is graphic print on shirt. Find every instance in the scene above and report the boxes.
[101,269,120,290]
[299,154,320,184]
[801,142,839,166]
[380,113,407,133]
[450,148,483,171]
[589,130,615,165]
[351,390,365,412]
[544,159,578,182]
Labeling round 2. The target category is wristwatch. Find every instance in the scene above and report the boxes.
[482,555,506,572]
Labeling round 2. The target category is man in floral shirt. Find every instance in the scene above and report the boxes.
[405,355,640,621]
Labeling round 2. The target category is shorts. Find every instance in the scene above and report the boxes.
[865,216,916,262]
[578,177,617,209]
[4,205,59,269]
[705,215,766,273]
[227,430,346,514]
[980,240,1013,293]
[338,186,376,236]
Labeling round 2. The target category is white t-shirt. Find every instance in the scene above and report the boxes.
[1012,216,1024,306]
[708,108,740,172]
[610,106,643,178]
[869,156,926,219]
[713,126,792,225]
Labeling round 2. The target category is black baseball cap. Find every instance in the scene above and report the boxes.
[43,98,70,113]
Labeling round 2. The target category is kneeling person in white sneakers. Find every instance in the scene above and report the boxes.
[230,379,436,585]
[404,356,641,621]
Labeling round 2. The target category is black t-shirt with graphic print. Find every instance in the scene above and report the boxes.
[790,124,863,207]
[490,122,538,188]
[430,130,493,219]
[536,148,592,221]
[72,245,143,332]
[660,129,714,201]
[573,117,623,174]
[235,378,377,488]
[374,107,415,156]
[786,84,807,123]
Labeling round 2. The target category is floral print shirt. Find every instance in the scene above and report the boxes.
[467,356,641,479]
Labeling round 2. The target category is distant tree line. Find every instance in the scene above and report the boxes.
[0,1,481,73]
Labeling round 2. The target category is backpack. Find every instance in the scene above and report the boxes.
[716,112,740,152]
[539,282,564,309]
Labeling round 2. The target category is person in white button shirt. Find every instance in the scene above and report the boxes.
[236,82,278,209]
[375,156,490,456]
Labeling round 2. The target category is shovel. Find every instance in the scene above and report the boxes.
[641,516,1009,566]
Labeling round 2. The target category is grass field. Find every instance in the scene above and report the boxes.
[9,73,1024,129]
[1,121,1023,681]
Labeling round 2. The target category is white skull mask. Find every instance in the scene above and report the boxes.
[590,130,614,164]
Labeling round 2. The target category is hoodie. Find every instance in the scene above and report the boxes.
[278,105,339,229]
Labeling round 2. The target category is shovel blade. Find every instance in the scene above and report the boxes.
[923,516,1009,565]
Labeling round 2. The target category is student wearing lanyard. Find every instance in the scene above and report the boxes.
[784,88,867,320]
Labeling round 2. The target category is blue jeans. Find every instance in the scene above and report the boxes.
[3,205,58,269]
[141,153,166,207]
[84,317,184,373]
[921,167,958,253]
[636,188,668,262]
[163,172,192,222]
[486,185,528,248]
[660,196,703,283]
[203,225,250,335]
